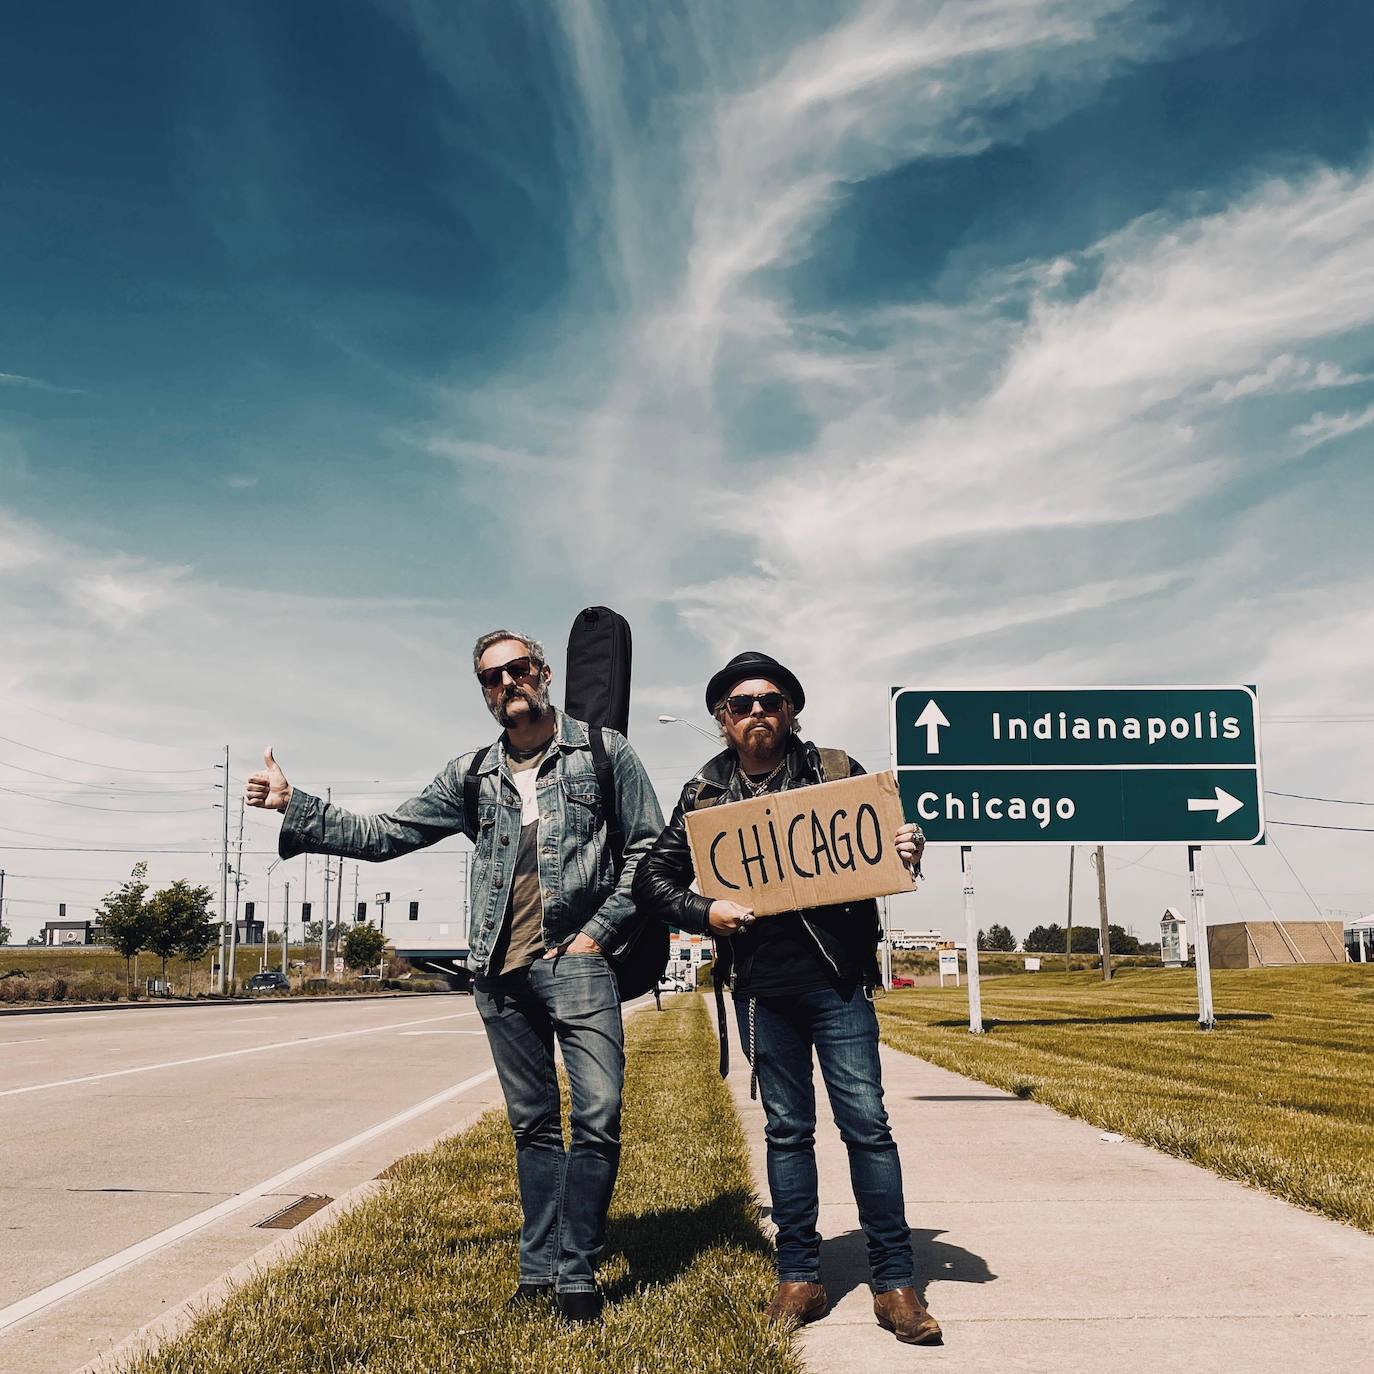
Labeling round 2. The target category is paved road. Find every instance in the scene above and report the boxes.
[717,1006,1374,1374]
[0,996,503,1374]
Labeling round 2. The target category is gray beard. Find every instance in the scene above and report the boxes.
[492,683,551,728]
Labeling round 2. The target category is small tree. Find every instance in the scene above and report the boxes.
[146,880,216,987]
[983,923,1017,952]
[0,916,10,946]
[1069,924,1099,953]
[342,922,386,972]
[95,861,151,997]
[1108,923,1141,955]
[304,919,324,944]
[1024,923,1063,954]
[175,904,220,995]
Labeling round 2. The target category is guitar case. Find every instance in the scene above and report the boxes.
[563,607,669,1001]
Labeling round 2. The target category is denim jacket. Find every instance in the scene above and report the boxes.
[277,711,664,975]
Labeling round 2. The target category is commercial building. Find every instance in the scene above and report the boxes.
[1206,920,1346,969]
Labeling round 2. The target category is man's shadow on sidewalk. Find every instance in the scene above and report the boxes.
[816,1228,997,1307]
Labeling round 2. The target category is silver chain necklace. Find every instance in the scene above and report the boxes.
[739,757,786,796]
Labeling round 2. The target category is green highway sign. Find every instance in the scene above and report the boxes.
[890,686,1264,846]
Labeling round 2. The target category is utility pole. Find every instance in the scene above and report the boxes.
[1094,845,1112,982]
[0,868,6,932]
[353,865,359,928]
[217,746,230,994]
[228,798,245,993]
[1065,846,1076,972]
[320,788,331,975]
[334,854,344,966]
[281,880,290,977]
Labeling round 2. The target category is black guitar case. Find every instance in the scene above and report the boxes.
[563,606,669,1001]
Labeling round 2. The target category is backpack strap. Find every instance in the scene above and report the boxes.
[463,744,494,838]
[587,727,624,870]
[816,747,851,783]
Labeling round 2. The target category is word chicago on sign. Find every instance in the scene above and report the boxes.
[684,772,914,917]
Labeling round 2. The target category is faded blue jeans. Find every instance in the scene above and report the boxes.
[737,982,915,1293]
[476,953,624,1293]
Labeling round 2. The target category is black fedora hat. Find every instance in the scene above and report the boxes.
[705,651,805,713]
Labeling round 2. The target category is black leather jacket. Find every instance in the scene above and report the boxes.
[632,735,882,994]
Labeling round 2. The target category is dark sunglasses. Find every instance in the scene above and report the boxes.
[476,655,543,689]
[724,691,790,717]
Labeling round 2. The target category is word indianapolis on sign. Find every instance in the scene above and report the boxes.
[890,685,1265,845]
[684,772,914,915]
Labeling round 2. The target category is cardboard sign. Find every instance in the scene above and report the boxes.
[684,771,914,916]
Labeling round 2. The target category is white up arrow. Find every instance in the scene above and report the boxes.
[914,699,950,755]
[1187,787,1244,823]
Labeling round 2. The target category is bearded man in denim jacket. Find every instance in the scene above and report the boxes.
[245,629,663,1324]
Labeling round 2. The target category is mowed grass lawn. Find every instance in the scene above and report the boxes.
[878,965,1374,1233]
[121,994,799,1374]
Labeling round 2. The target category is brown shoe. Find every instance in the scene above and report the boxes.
[765,1281,829,1326]
[874,1287,942,1345]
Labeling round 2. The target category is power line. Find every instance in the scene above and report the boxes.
[0,782,208,814]
[0,732,211,774]
[1266,830,1327,918]
[0,759,205,794]
[1267,789,1374,807]
[0,697,211,754]
[1268,819,1374,833]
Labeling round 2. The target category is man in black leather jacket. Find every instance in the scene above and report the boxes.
[632,651,941,1346]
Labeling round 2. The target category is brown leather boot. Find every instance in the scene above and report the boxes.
[873,1287,942,1344]
[764,1281,829,1326]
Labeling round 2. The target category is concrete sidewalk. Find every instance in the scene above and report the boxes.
[720,1015,1374,1373]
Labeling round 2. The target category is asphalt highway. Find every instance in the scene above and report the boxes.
[0,995,503,1374]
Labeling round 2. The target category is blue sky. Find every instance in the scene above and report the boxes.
[3,0,1372,944]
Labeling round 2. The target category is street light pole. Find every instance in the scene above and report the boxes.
[266,858,282,974]
[657,714,719,743]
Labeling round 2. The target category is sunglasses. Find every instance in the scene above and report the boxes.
[724,691,790,717]
[476,655,544,689]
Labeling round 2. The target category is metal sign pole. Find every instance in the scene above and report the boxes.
[1188,844,1215,1029]
[961,845,984,1033]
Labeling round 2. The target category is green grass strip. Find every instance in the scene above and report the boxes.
[120,994,801,1374]
[878,964,1374,1233]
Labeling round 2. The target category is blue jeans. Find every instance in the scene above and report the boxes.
[737,982,914,1293]
[476,953,624,1293]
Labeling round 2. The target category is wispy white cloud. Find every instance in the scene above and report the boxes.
[1206,353,1373,403]
[1291,401,1374,454]
[0,370,83,395]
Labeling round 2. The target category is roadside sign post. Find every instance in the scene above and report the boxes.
[893,685,1264,1032]
[1188,846,1215,1029]
[960,848,982,1029]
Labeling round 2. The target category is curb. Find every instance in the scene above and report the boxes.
[0,991,462,1018]
[72,1178,389,1374]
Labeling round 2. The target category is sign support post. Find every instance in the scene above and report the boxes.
[1188,845,1215,1030]
[961,845,984,1034]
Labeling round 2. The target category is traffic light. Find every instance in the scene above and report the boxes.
[244,901,256,920]
[301,901,312,920]
[408,900,419,921]
[356,902,367,924]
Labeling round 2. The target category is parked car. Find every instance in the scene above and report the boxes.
[245,970,289,993]
[889,975,916,989]
[656,974,691,994]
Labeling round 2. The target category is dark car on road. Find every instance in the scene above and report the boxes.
[245,970,290,993]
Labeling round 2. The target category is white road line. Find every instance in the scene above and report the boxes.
[0,1064,499,1335]
[0,1038,48,1046]
[398,1030,487,1036]
[0,1009,481,1099]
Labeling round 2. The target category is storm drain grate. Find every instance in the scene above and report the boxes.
[256,1194,334,1229]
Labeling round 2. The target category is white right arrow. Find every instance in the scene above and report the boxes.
[914,698,950,755]
[1187,787,1244,823]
